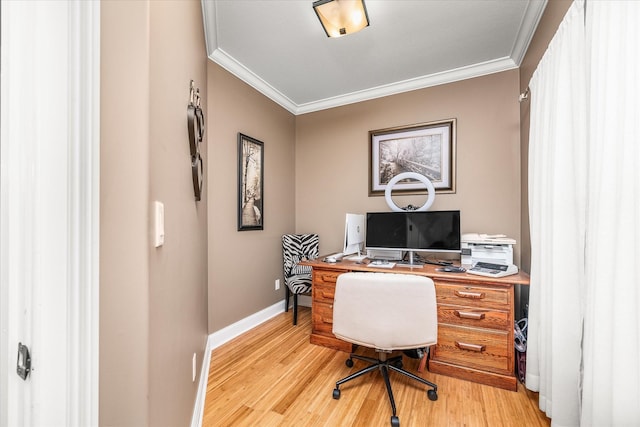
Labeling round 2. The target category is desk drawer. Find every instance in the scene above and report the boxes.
[313,269,341,286]
[436,282,510,310]
[313,281,336,303]
[438,304,509,331]
[312,301,334,335]
[434,324,511,374]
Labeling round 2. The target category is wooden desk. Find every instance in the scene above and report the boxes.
[301,258,530,391]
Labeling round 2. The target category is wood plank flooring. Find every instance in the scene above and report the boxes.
[203,308,550,427]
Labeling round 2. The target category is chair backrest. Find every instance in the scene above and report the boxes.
[282,234,319,277]
[332,272,437,351]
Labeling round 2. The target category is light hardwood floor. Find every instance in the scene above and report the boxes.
[204,308,550,427]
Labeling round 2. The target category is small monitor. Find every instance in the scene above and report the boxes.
[343,213,365,259]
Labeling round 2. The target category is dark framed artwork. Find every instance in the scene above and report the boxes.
[237,133,264,231]
[369,119,456,195]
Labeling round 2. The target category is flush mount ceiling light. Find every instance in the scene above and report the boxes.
[313,0,370,38]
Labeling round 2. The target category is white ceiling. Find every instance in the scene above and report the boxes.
[201,0,547,115]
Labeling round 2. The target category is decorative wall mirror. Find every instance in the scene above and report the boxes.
[187,80,204,201]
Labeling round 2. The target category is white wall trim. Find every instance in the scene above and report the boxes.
[207,48,518,115]
[510,0,548,66]
[210,300,286,350]
[0,2,100,426]
[67,2,101,425]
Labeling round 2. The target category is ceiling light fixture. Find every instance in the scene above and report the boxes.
[313,0,370,38]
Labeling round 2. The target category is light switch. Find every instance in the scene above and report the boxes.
[154,201,164,247]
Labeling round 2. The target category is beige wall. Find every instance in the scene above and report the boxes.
[100,1,150,425]
[207,63,296,332]
[147,1,209,426]
[519,0,573,273]
[296,70,523,263]
[101,1,208,426]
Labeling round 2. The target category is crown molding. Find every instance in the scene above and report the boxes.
[208,50,518,115]
[295,57,518,114]
[209,48,299,114]
[510,0,548,66]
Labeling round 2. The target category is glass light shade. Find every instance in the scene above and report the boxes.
[313,0,370,38]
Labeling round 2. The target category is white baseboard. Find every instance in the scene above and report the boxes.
[192,298,301,427]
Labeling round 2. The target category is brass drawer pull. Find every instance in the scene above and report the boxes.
[454,290,485,299]
[456,342,486,352]
[455,310,485,320]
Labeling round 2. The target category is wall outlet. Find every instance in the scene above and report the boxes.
[275,279,280,290]
[192,353,196,382]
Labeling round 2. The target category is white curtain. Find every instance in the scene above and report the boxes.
[527,1,640,425]
[527,1,587,424]
[581,2,640,426]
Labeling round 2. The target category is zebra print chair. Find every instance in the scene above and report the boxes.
[282,233,319,325]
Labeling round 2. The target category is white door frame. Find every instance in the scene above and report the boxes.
[0,1,100,426]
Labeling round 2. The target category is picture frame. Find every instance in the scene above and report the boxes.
[369,119,456,196]
[238,133,264,231]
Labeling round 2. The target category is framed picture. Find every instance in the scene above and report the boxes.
[238,133,264,231]
[369,119,456,195]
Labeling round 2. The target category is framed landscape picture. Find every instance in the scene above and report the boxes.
[369,119,456,195]
[238,133,264,231]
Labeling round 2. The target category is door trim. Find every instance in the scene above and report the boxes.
[0,1,100,425]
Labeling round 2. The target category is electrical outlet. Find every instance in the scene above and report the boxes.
[275,279,280,290]
[192,353,196,382]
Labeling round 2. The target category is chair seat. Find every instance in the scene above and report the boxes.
[285,274,312,295]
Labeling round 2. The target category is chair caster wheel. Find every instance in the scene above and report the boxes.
[391,415,400,427]
[345,358,354,368]
[333,388,341,399]
[427,389,438,401]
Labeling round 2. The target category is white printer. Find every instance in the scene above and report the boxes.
[460,233,515,266]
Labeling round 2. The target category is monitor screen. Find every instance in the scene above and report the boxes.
[365,210,461,253]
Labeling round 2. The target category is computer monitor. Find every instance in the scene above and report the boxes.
[343,213,366,260]
[365,210,461,265]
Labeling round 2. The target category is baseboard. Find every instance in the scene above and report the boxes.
[190,334,214,427]
[191,299,288,427]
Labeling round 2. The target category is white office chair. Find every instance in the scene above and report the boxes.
[332,272,438,427]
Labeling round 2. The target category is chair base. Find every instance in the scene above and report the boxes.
[333,351,438,427]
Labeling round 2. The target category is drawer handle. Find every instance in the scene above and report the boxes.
[455,310,485,320]
[456,341,486,352]
[454,290,485,299]
[322,317,333,324]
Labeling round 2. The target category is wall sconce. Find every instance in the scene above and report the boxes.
[313,0,370,38]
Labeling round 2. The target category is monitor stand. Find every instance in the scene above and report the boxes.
[344,248,367,262]
[397,250,424,267]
